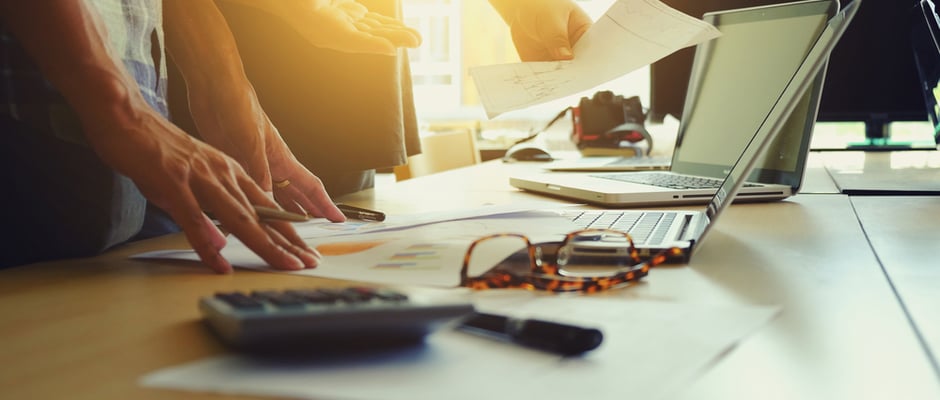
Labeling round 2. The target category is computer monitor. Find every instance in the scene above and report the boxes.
[650,0,930,147]
[815,0,928,147]
[911,0,940,144]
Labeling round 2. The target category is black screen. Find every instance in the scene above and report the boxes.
[651,0,927,141]
[816,0,926,139]
[911,0,940,144]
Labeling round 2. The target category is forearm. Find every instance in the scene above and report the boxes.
[163,0,272,182]
[163,0,249,94]
[0,1,152,142]
[1,2,325,272]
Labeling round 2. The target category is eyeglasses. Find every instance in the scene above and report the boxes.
[460,229,684,293]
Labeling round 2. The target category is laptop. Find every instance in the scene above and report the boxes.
[511,0,837,208]
[532,0,859,259]
[542,78,822,172]
[542,155,673,172]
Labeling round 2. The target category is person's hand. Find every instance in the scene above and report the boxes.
[491,0,592,61]
[86,103,321,274]
[245,0,422,55]
[6,0,321,274]
[183,79,345,223]
[266,133,347,222]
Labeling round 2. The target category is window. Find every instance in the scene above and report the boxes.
[403,0,463,113]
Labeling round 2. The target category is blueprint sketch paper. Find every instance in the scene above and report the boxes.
[470,0,721,119]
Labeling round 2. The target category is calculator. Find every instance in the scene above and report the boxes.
[199,286,475,352]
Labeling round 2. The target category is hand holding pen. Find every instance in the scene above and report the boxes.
[254,204,385,222]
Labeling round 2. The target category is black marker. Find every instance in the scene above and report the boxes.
[336,203,386,221]
[458,312,603,355]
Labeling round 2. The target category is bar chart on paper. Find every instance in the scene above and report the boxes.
[374,243,452,270]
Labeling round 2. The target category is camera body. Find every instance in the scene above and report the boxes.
[571,91,652,155]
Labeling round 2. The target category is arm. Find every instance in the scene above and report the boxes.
[488,0,592,61]
[0,0,319,273]
[162,0,268,187]
[163,0,345,221]
[218,0,421,55]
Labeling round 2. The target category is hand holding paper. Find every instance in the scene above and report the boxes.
[470,0,721,119]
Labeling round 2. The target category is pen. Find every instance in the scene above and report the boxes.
[458,312,603,356]
[336,203,386,222]
[253,205,310,222]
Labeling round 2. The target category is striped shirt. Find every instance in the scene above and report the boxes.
[0,0,167,144]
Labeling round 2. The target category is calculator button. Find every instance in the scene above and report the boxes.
[324,288,370,303]
[342,287,377,302]
[374,289,409,302]
[284,289,338,304]
[250,290,306,308]
[215,292,264,310]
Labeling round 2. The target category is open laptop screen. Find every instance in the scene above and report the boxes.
[701,0,858,237]
[670,1,833,184]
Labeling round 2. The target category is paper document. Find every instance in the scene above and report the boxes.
[141,294,780,400]
[290,202,563,240]
[134,211,584,287]
[470,0,721,118]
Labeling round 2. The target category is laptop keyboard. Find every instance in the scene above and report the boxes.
[593,172,759,190]
[561,209,678,245]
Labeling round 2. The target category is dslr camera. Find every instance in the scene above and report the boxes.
[571,91,652,155]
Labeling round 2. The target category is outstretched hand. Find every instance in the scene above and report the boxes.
[239,0,422,55]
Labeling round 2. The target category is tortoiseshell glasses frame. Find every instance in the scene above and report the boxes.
[460,229,684,293]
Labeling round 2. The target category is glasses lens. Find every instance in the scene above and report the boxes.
[466,235,532,278]
[553,231,637,277]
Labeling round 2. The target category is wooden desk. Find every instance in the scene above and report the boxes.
[2,159,939,399]
[812,150,940,376]
[672,194,939,400]
[0,235,339,400]
[848,196,940,376]
[816,150,940,194]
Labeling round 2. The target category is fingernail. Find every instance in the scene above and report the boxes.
[287,255,306,270]
[299,248,320,269]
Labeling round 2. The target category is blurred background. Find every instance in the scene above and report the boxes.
[402,0,938,153]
